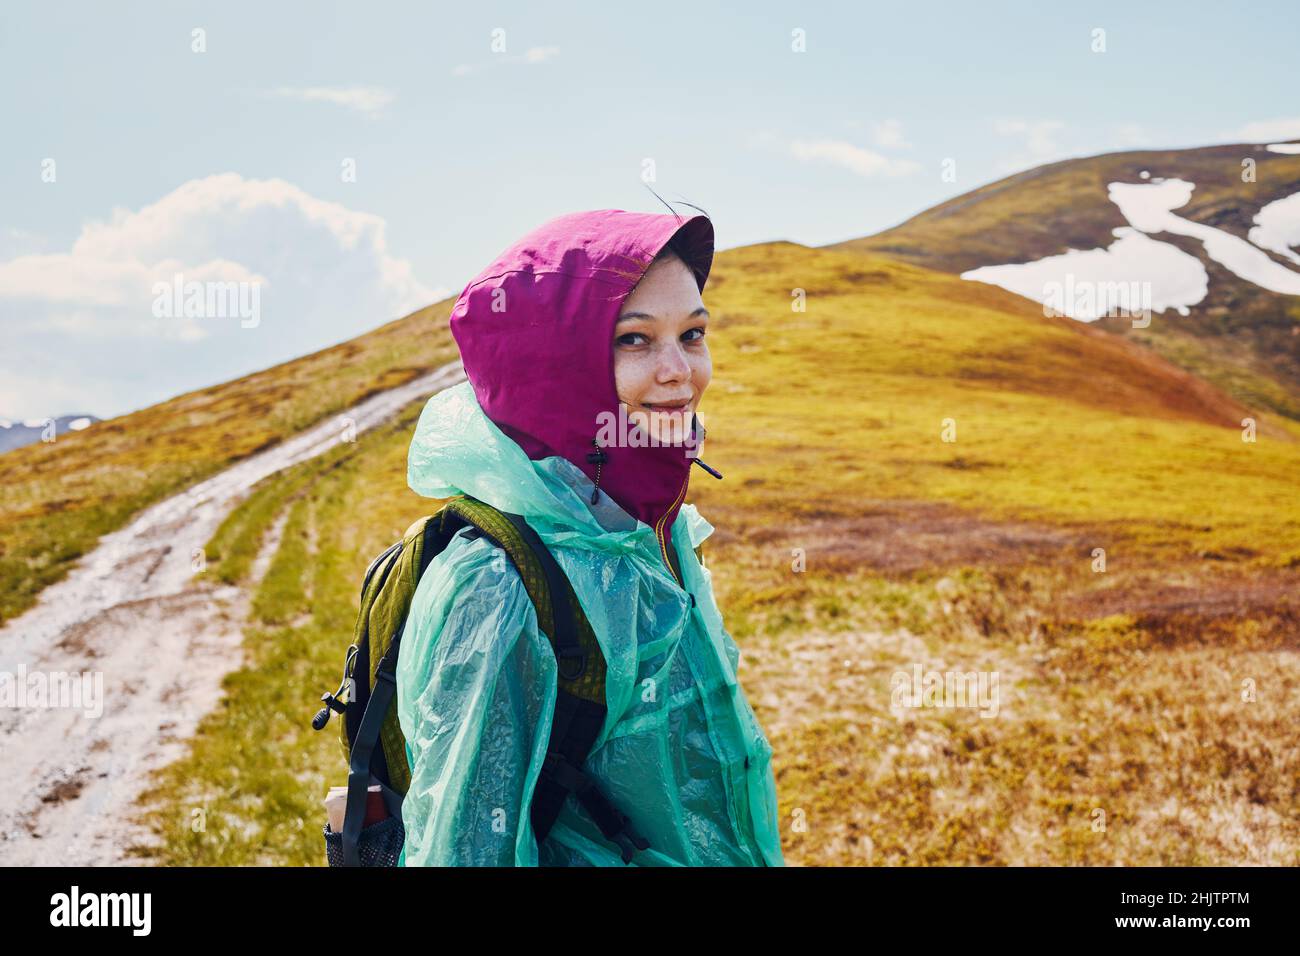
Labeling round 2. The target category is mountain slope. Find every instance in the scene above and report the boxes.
[695,240,1299,564]
[0,301,461,624]
[827,142,1300,421]
[108,236,1300,868]
[7,216,1300,627]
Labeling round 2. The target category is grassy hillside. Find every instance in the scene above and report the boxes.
[833,144,1300,273]
[0,300,461,624]
[130,240,1300,865]
[828,143,1300,423]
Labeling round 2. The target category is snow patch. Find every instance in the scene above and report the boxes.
[68,417,93,431]
[960,228,1208,321]
[1265,143,1300,154]
[962,175,1300,317]
[1247,192,1300,266]
[1108,179,1300,295]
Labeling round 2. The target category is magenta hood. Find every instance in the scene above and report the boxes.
[447,209,715,535]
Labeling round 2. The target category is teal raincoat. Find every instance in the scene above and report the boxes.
[395,208,783,866]
[394,381,784,866]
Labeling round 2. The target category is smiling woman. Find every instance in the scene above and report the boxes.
[613,236,713,448]
[378,208,785,868]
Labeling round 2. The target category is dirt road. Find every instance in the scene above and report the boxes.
[0,359,466,865]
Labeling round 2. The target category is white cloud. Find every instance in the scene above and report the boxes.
[788,138,920,178]
[1234,118,1300,142]
[522,46,559,64]
[452,46,560,76]
[0,173,446,420]
[872,119,911,150]
[265,86,395,117]
[0,227,48,260]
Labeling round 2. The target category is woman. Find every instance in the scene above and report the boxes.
[395,208,784,866]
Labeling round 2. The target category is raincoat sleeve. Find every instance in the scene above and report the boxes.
[395,527,558,866]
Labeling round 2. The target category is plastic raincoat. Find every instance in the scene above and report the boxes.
[395,209,784,866]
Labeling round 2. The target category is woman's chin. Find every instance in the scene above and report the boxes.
[647,412,693,445]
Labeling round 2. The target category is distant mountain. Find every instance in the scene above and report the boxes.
[0,414,101,454]
[827,142,1300,421]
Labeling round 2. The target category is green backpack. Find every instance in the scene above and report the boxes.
[313,495,686,866]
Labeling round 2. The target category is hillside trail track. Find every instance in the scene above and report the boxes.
[0,359,466,865]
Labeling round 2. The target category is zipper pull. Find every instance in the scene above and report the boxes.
[587,439,609,504]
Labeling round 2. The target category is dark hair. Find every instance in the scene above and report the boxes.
[650,230,707,289]
[643,184,711,288]
[651,232,689,268]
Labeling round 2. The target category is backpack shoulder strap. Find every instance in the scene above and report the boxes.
[347,495,648,862]
[435,498,603,697]
[343,510,463,797]
[439,498,648,860]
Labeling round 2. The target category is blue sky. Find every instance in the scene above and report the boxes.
[2,0,1298,420]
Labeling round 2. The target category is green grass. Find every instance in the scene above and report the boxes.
[131,399,436,865]
[206,466,318,588]
[0,301,461,625]
[1124,319,1300,422]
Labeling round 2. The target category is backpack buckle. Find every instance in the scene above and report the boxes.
[312,644,360,731]
[540,753,650,863]
[611,821,650,864]
[556,650,587,681]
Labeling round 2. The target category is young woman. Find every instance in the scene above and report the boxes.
[395,209,784,866]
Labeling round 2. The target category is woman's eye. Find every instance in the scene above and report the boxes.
[617,327,705,347]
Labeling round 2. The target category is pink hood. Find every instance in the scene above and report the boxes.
[447,209,716,538]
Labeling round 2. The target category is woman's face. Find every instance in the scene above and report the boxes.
[613,254,712,445]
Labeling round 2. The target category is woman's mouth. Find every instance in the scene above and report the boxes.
[643,399,691,412]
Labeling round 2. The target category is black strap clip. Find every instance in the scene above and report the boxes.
[541,752,650,863]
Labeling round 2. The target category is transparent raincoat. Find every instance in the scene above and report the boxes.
[395,381,783,866]
[394,209,783,866]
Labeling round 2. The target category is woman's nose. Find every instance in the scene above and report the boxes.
[656,341,692,381]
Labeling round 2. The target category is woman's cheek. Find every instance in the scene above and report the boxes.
[693,350,712,395]
[613,351,645,406]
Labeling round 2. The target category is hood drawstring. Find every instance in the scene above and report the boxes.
[588,417,720,507]
[587,438,609,505]
[692,457,724,480]
[689,414,724,481]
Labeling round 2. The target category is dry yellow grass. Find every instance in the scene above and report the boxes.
[16,233,1300,866]
[689,243,1300,864]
